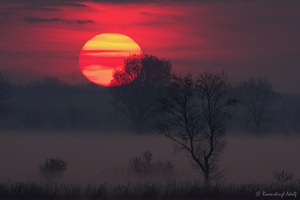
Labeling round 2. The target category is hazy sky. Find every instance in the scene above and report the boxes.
[1,0,300,93]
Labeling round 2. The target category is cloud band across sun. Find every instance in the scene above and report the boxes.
[79,33,143,86]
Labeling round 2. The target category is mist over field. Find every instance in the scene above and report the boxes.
[0,131,299,185]
[1,0,300,198]
[0,74,299,199]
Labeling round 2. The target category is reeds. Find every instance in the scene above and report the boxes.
[0,180,298,200]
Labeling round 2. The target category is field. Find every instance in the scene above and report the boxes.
[0,130,299,199]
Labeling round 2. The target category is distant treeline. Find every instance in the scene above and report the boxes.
[0,75,300,135]
[229,91,300,134]
[0,76,127,131]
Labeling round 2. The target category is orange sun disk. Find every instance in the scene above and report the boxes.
[79,33,143,86]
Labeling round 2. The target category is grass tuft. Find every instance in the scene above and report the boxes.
[0,180,298,199]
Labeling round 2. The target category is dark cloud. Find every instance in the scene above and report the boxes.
[0,0,176,4]
[58,2,87,7]
[7,6,61,11]
[0,0,233,3]
[0,0,88,6]
[76,19,94,24]
[23,17,64,23]
[23,17,94,24]
[28,2,88,7]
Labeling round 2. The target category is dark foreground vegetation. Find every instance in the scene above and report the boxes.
[0,180,298,200]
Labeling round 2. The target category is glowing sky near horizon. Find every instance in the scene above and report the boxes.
[0,0,300,92]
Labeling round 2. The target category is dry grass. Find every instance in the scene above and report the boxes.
[0,180,298,200]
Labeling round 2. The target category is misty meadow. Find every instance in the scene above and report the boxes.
[1,0,300,199]
[0,68,300,199]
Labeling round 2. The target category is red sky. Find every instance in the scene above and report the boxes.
[0,0,300,93]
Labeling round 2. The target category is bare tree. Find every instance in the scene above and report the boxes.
[0,71,11,119]
[110,54,172,133]
[235,78,277,135]
[157,72,236,186]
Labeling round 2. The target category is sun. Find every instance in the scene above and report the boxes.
[79,33,143,86]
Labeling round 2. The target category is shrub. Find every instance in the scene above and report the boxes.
[272,170,294,184]
[154,160,174,174]
[128,151,173,177]
[39,158,67,181]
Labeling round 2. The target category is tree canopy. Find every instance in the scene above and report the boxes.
[110,54,172,133]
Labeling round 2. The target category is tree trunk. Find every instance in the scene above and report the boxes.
[135,118,145,134]
[204,172,210,192]
[255,119,261,137]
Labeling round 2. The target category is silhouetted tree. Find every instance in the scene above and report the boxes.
[110,54,172,133]
[157,72,236,186]
[235,78,277,135]
[0,71,11,119]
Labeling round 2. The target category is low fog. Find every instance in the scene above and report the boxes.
[0,131,299,185]
[0,73,300,188]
